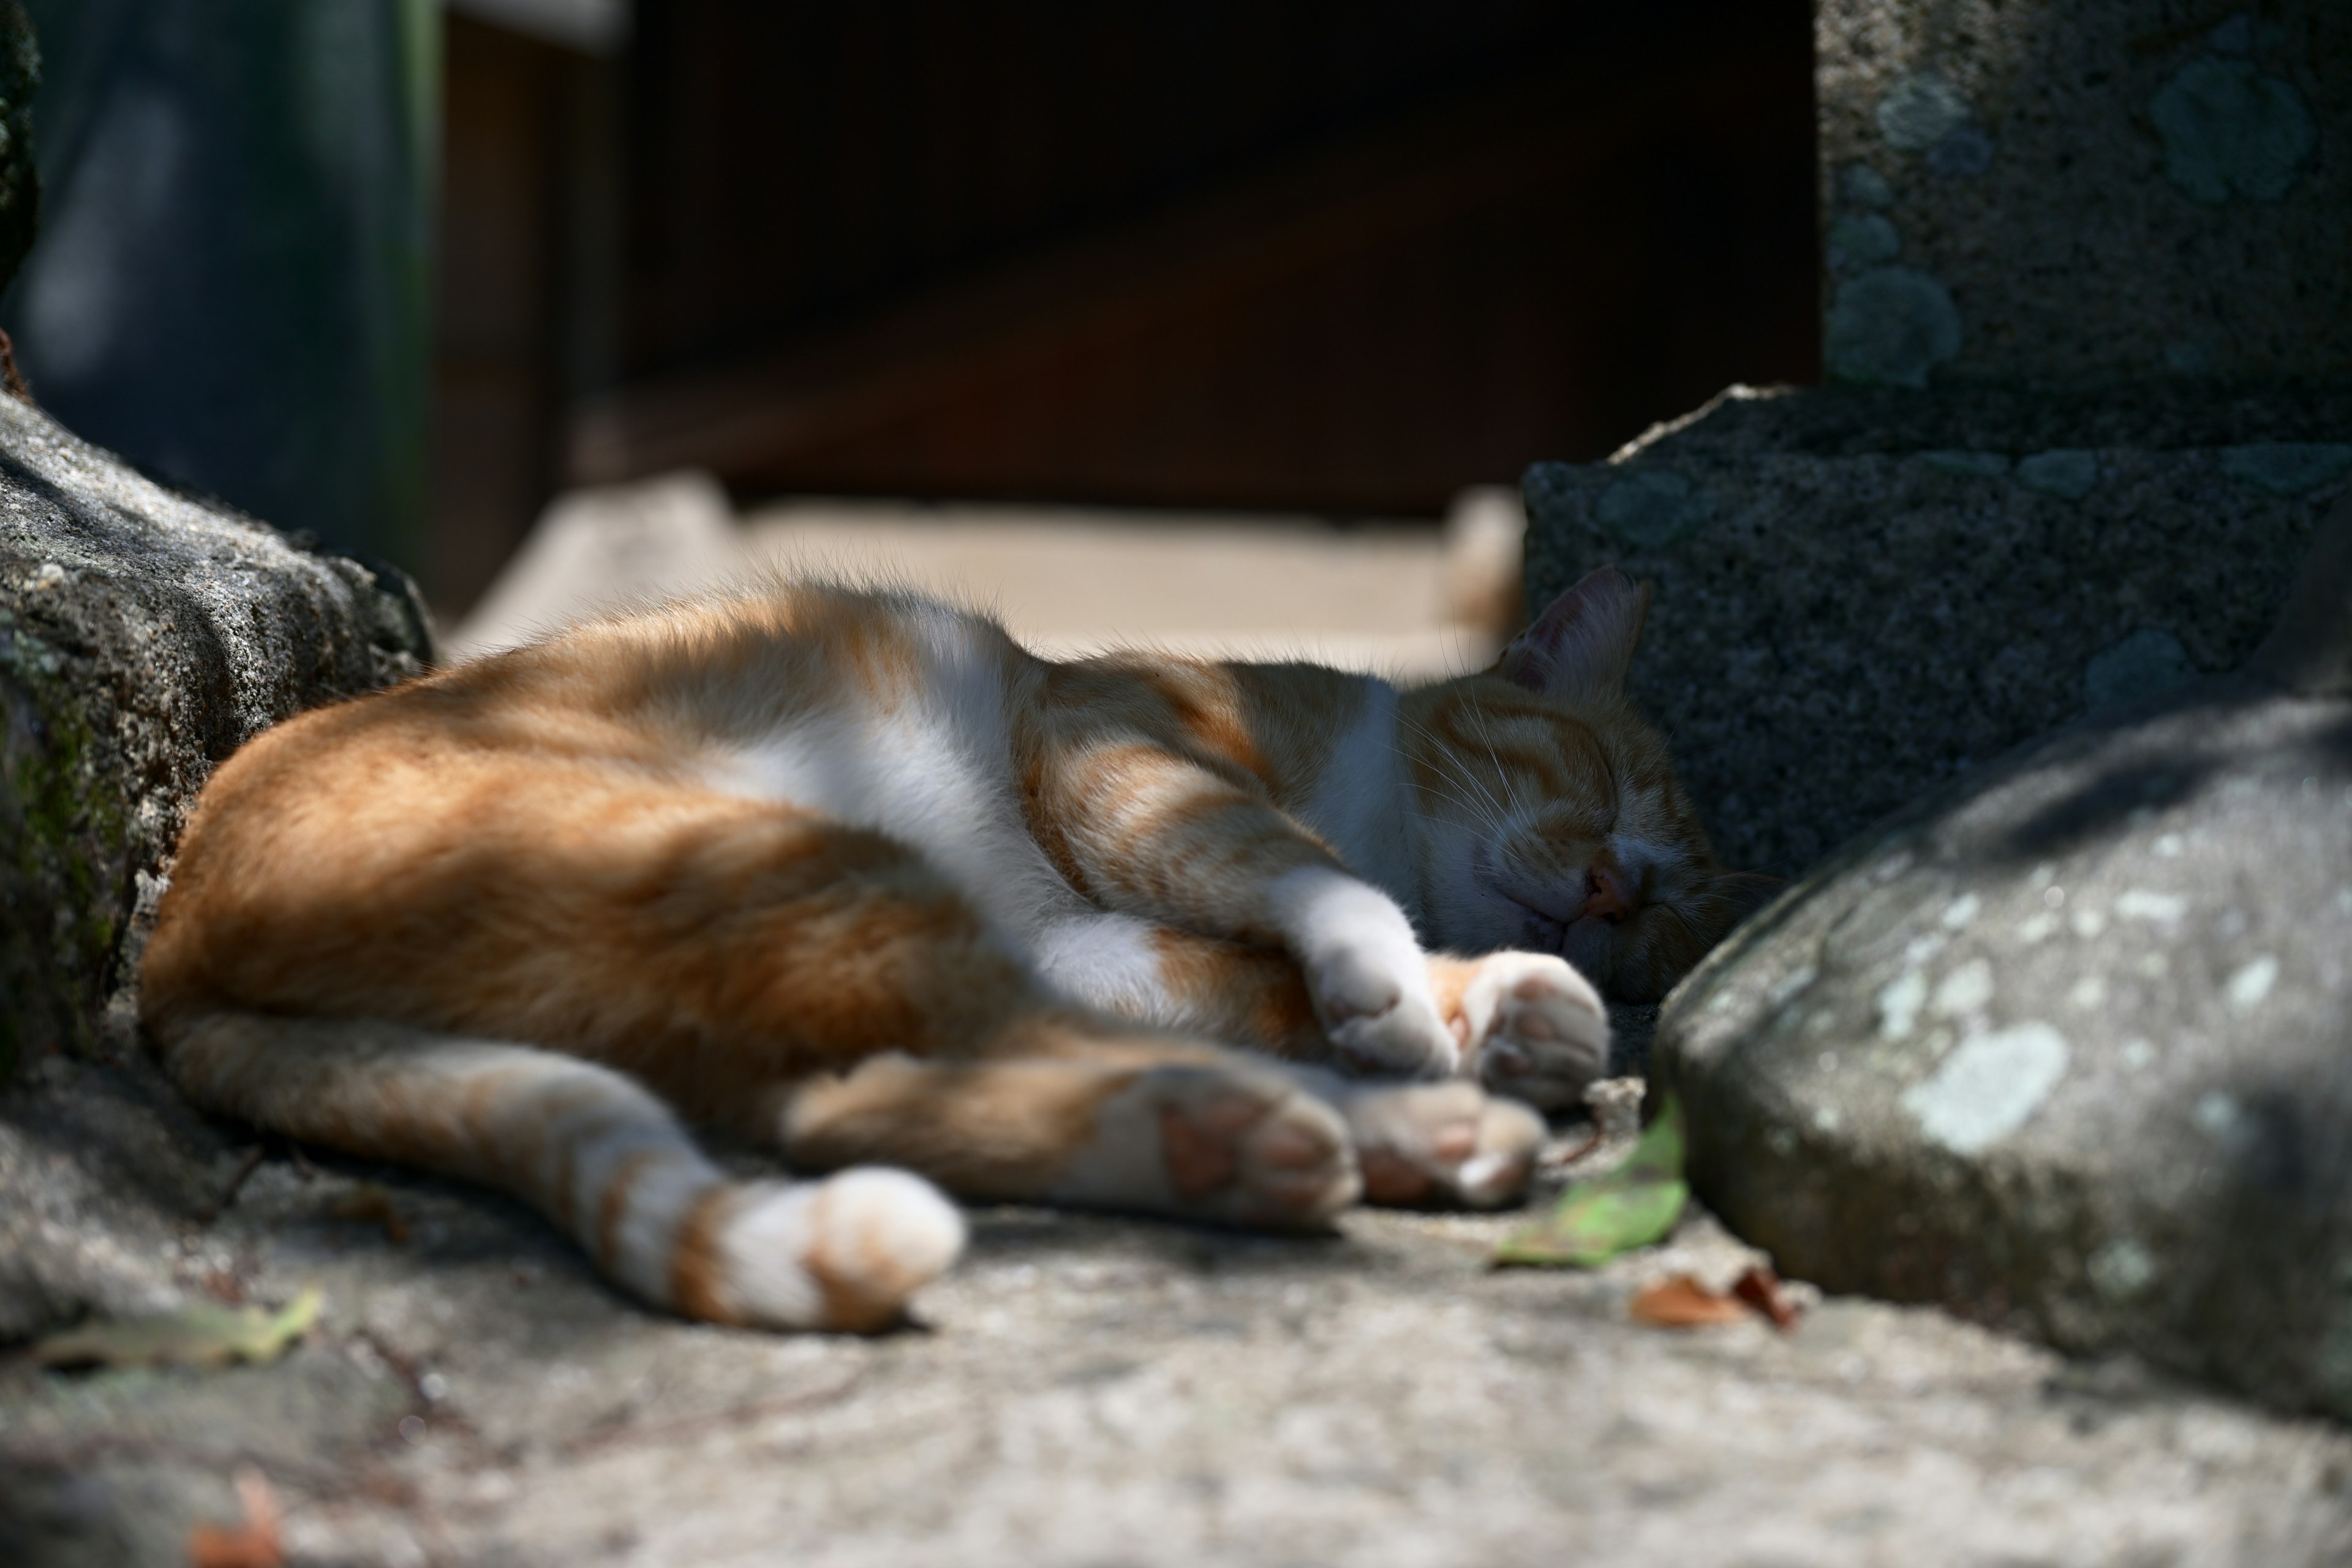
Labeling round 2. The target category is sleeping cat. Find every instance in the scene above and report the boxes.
[140,564,1769,1333]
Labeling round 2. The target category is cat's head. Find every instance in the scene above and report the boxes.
[1403,565,1778,1001]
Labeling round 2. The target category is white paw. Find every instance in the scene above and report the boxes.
[1458,952,1609,1112]
[1319,978,1460,1079]
[1272,867,1458,1078]
[718,1169,966,1333]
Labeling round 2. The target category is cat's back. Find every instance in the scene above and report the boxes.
[146,583,1039,1009]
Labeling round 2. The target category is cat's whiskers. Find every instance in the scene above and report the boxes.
[1386,736,1513,846]
[1393,718,1518,837]
[1463,705,1534,823]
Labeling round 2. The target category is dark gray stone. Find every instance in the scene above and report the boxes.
[1571,380,2352,464]
[1523,388,2342,878]
[0,388,433,1084]
[1815,0,2351,385]
[1653,500,2352,1420]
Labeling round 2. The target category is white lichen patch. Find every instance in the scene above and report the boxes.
[2116,889,2187,924]
[2088,1238,2157,1302]
[1899,1022,2070,1155]
[2194,1092,2244,1142]
[2154,834,2184,858]
[1877,969,1927,1040]
[1769,964,1820,1009]
[1903,932,1949,967]
[2119,1039,2157,1071]
[2067,975,2107,1011]
[1941,892,1981,930]
[2070,908,2108,939]
[2015,911,2059,944]
[2225,955,2278,1014]
[1931,959,1994,1019]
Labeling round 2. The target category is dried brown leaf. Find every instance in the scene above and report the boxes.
[1733,1264,1804,1329]
[185,1466,282,1568]
[1629,1275,1754,1329]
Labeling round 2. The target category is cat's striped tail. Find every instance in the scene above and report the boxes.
[152,1011,965,1331]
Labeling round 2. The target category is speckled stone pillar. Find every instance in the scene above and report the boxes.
[1816,0,2349,388]
[1522,2,2352,879]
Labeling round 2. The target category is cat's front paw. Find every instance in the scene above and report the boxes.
[1446,952,1608,1112]
[1273,867,1459,1078]
[1311,948,1460,1079]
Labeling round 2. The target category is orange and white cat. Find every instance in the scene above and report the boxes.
[141,565,1768,1333]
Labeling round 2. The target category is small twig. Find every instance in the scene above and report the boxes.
[285,1141,320,1182]
[1540,1124,1606,1169]
[198,1145,268,1224]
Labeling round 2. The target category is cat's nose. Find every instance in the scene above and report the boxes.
[1580,864,1635,924]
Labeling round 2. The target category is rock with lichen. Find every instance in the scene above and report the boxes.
[0,388,432,1082]
[1654,497,2352,1421]
[1814,0,2348,386]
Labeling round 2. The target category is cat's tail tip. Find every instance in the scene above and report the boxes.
[716,1167,967,1333]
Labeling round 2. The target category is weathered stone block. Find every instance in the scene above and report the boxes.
[1524,383,2351,877]
[1816,0,2351,386]
[1652,498,2352,1420]
[0,390,432,1081]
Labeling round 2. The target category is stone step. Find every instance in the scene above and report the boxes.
[1523,385,2351,877]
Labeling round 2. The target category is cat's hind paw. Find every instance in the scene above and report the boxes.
[1052,1066,1361,1229]
[1335,1079,1543,1210]
[710,1169,967,1333]
[1449,951,1608,1113]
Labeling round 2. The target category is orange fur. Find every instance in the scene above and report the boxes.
[141,571,1763,1330]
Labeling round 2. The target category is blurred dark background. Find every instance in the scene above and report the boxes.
[5,1,1817,622]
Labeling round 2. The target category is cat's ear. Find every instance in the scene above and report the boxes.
[1494,566,1651,699]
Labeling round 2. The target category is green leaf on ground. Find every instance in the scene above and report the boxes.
[32,1286,323,1371]
[1495,1095,1687,1267]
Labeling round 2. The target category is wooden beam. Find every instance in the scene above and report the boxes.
[567,39,1770,488]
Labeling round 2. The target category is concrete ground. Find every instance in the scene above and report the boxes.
[443,473,1525,679]
[7,482,2348,1566]
[4,1037,2348,1568]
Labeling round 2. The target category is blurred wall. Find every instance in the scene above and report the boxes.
[429,6,622,616]
[574,0,1818,513]
[2,1,438,573]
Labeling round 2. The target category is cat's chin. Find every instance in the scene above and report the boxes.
[1502,894,1569,952]
[1559,916,1616,989]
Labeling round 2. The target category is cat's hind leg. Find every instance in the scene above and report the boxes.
[779,1020,1361,1228]
[1019,921,1548,1209]
[154,1009,964,1331]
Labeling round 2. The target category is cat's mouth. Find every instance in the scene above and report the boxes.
[1499,868,1634,963]
[1504,892,1569,948]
